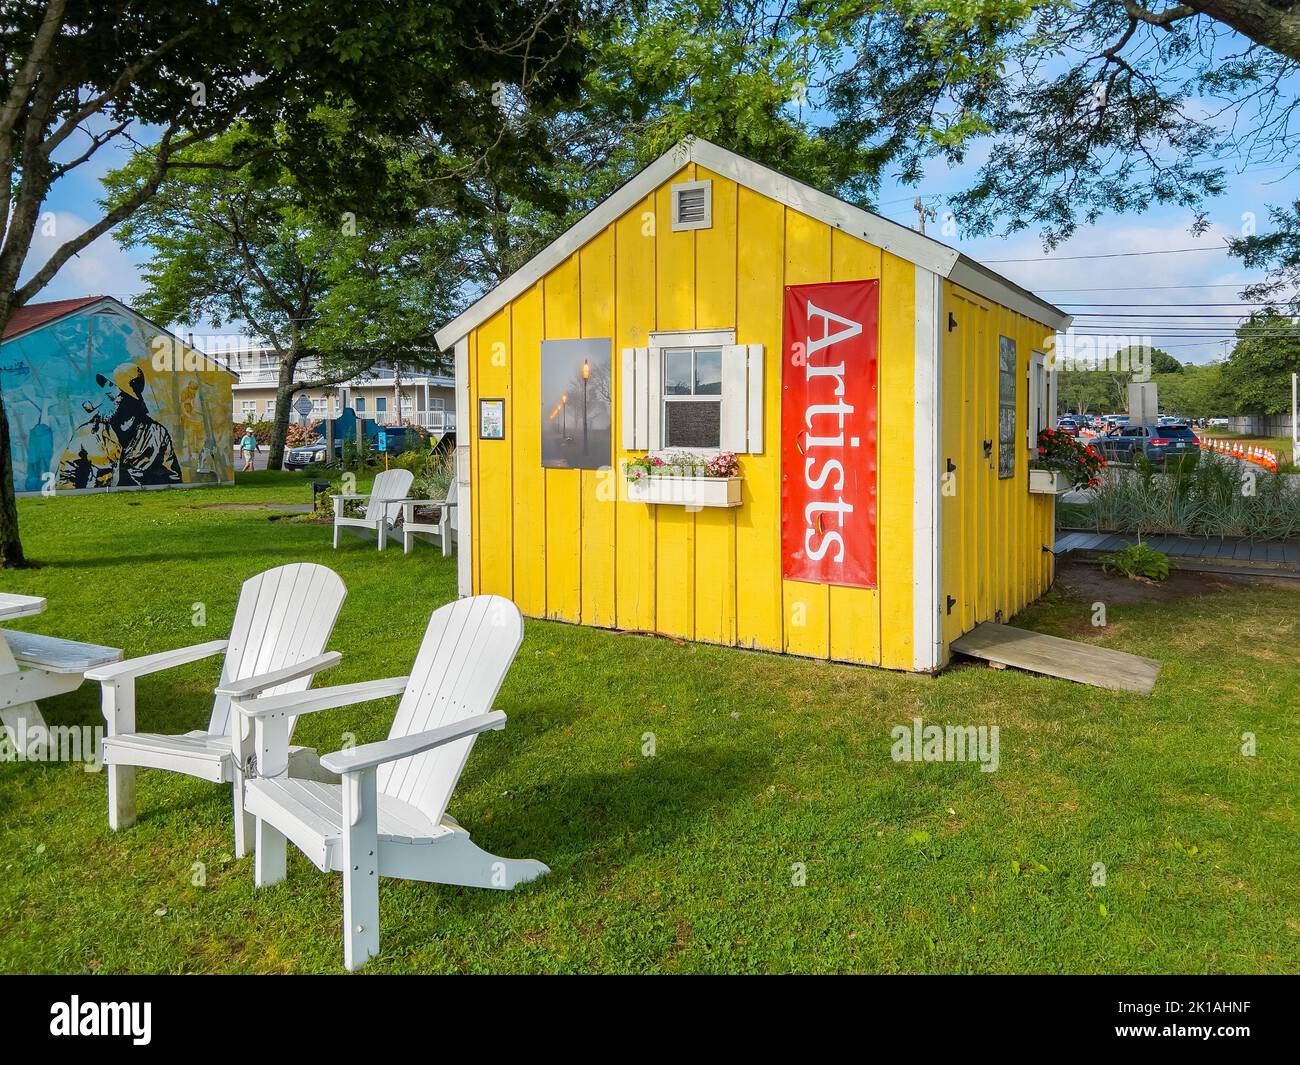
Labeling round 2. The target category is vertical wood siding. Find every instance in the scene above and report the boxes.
[467,163,1045,668]
[937,280,1056,662]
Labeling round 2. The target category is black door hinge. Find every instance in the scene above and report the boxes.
[946,458,956,473]
[947,312,957,332]
[946,596,956,615]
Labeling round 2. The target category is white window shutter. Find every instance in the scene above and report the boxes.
[620,347,636,450]
[746,343,764,453]
[646,346,662,451]
[1047,359,1058,427]
[720,344,748,452]
[621,346,652,451]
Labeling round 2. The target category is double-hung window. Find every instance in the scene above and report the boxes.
[620,328,764,455]
[662,346,723,449]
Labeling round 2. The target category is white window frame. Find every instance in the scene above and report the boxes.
[240,400,256,415]
[355,397,367,412]
[650,329,734,454]
[670,179,712,232]
[1027,350,1055,452]
[662,347,724,452]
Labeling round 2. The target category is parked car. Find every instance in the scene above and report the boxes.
[283,423,430,470]
[1093,423,1200,467]
[284,437,341,470]
[1055,418,1081,437]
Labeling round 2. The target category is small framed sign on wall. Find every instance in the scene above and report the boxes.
[479,398,505,440]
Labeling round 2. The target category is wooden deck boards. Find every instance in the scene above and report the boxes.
[1054,530,1300,575]
[951,622,1162,695]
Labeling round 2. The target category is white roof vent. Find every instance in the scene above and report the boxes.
[671,179,712,231]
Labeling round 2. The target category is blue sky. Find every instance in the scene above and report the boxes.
[23,96,1299,368]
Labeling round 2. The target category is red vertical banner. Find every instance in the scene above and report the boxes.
[781,279,878,589]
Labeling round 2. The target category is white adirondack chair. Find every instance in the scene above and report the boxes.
[86,563,347,856]
[400,477,457,556]
[332,468,414,551]
[1,592,121,758]
[238,594,547,970]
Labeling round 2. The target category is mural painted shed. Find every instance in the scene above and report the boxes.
[1,296,236,494]
[434,139,1073,672]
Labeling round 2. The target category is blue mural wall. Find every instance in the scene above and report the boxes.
[0,302,234,493]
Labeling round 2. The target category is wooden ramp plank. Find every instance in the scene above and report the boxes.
[1053,532,1087,555]
[951,622,1161,695]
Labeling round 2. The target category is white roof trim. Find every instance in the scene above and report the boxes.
[948,256,1071,333]
[688,140,957,276]
[434,139,1069,349]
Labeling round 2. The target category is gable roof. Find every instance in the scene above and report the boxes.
[434,138,1071,350]
[3,296,104,339]
[2,295,240,378]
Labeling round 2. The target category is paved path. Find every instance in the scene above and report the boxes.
[233,446,270,471]
[1055,529,1300,574]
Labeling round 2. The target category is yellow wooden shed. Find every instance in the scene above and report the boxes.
[434,139,1072,672]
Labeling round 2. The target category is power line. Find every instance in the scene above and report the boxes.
[1065,328,1292,333]
[986,245,1228,263]
[1064,319,1293,327]
[1065,332,1300,338]
[1057,302,1283,308]
[1069,312,1272,318]
[1038,283,1255,292]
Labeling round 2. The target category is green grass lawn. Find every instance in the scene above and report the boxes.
[2,471,1299,973]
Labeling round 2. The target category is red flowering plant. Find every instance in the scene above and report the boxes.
[625,453,667,483]
[625,451,742,482]
[1033,427,1105,488]
[704,451,740,477]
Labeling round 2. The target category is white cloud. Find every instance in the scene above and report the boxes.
[17,210,142,302]
[952,216,1259,366]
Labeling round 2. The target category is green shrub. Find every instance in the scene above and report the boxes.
[341,437,375,471]
[413,449,454,501]
[1100,542,1171,582]
[1085,452,1300,541]
[389,448,433,474]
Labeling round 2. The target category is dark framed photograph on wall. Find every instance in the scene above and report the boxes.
[479,398,505,440]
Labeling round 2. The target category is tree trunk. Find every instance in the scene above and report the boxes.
[0,295,28,567]
[266,355,299,471]
[0,387,28,568]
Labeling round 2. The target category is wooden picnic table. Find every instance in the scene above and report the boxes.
[0,592,122,753]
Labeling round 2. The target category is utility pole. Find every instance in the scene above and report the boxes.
[913,197,936,235]
[1292,372,1298,467]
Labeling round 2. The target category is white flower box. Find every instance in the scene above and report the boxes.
[626,475,743,508]
[1028,468,1069,495]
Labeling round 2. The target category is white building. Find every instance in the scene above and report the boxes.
[226,345,456,432]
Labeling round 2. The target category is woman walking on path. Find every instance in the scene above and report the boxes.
[239,426,260,472]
